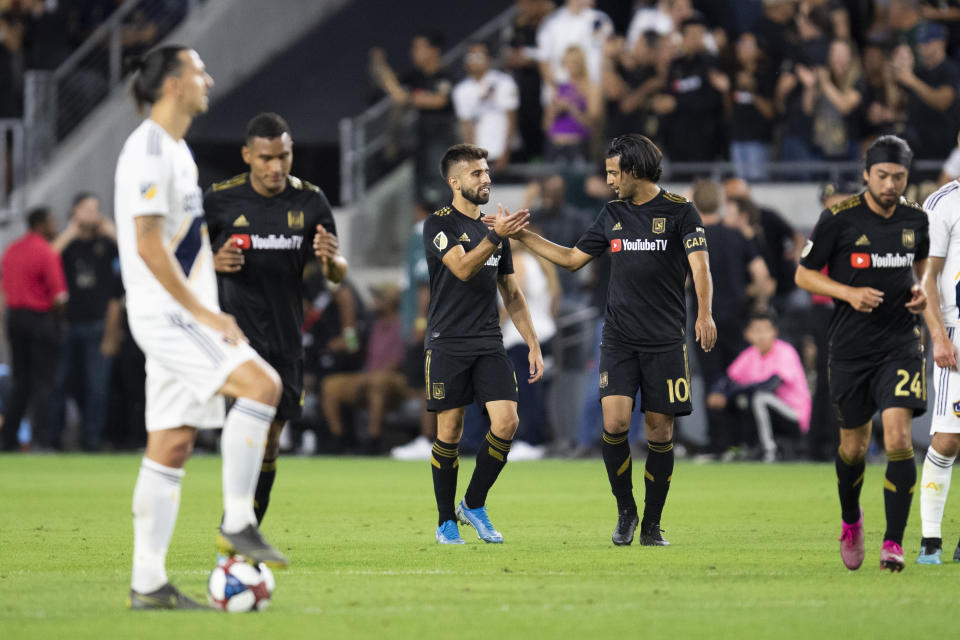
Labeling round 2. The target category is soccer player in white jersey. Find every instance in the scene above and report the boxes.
[115,45,288,609]
[919,156,960,565]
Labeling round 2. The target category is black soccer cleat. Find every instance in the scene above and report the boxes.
[612,510,639,546]
[217,524,289,569]
[128,583,206,610]
[954,538,960,563]
[639,521,671,546]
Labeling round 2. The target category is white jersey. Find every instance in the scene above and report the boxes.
[114,118,218,320]
[536,6,612,83]
[501,252,556,349]
[452,70,519,161]
[924,179,960,327]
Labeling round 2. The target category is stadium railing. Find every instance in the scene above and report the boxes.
[21,0,204,178]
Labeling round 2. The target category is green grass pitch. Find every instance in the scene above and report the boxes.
[1,454,957,639]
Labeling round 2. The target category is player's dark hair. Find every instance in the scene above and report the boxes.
[414,28,445,51]
[606,134,662,182]
[71,191,99,208]
[130,45,189,113]
[27,206,51,230]
[747,309,779,327]
[439,143,488,179]
[864,134,913,171]
[246,112,292,141]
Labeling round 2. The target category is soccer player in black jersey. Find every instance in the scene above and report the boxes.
[424,143,543,545]
[495,134,717,547]
[203,113,347,525]
[795,135,929,572]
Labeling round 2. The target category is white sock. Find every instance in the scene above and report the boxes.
[131,457,184,593]
[221,398,275,533]
[920,446,956,539]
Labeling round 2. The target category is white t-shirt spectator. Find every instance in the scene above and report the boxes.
[536,4,613,84]
[452,70,519,161]
[625,6,719,54]
[942,147,960,181]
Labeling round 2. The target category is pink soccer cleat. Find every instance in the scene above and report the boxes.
[839,509,865,570]
[879,540,905,572]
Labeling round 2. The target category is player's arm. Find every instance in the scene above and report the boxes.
[497,273,544,383]
[134,215,244,343]
[921,258,952,366]
[442,205,530,281]
[794,265,884,312]
[687,249,717,352]
[512,229,592,271]
[907,257,928,315]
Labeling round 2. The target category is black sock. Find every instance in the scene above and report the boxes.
[431,439,459,525]
[883,448,917,545]
[836,449,866,525]
[642,440,674,528]
[253,457,277,525]
[602,429,636,514]
[464,431,512,509]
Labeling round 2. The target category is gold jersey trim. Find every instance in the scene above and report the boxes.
[211,173,247,192]
[433,206,453,216]
[829,194,861,215]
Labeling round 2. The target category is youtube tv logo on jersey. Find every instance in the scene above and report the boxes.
[850,253,870,268]
[610,239,622,252]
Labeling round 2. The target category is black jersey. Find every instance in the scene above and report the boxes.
[423,204,513,354]
[203,173,337,363]
[799,193,930,362]
[576,190,707,352]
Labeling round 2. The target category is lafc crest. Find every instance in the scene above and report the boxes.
[902,229,915,249]
[287,210,304,229]
[652,218,666,234]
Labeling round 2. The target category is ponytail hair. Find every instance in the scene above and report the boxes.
[130,45,188,114]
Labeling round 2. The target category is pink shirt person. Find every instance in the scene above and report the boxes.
[727,339,812,432]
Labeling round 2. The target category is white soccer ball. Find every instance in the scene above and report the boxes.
[208,555,275,612]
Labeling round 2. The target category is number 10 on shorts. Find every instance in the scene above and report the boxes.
[667,377,690,403]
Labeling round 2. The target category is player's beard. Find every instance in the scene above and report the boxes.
[462,185,490,205]
[867,185,900,210]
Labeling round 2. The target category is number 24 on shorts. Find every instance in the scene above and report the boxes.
[893,369,924,399]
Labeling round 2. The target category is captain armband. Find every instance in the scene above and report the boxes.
[682,227,708,254]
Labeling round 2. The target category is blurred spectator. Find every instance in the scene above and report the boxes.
[652,15,728,161]
[921,0,960,57]
[453,41,519,173]
[690,179,774,455]
[775,3,833,170]
[543,45,602,163]
[728,31,777,180]
[860,35,905,145]
[502,0,554,161]
[894,21,960,163]
[391,201,437,461]
[706,310,811,462]
[0,206,66,451]
[939,143,960,185]
[723,177,804,315]
[0,2,27,117]
[23,0,70,70]
[889,0,925,51]
[537,0,613,86]
[602,31,666,142]
[370,29,456,204]
[626,0,720,54]
[499,239,559,453]
[103,303,146,451]
[524,174,588,296]
[50,192,123,451]
[753,0,798,73]
[321,285,408,455]
[812,38,864,160]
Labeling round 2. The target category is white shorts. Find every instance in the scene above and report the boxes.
[129,309,259,431]
[931,326,960,435]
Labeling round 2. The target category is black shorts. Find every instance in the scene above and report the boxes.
[598,342,693,416]
[269,358,304,422]
[829,347,927,428]
[424,346,518,412]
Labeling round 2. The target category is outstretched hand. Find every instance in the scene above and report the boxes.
[313,225,339,266]
[491,203,530,239]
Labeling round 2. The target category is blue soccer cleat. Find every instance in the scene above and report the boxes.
[456,500,503,543]
[436,519,465,545]
[916,538,943,565]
